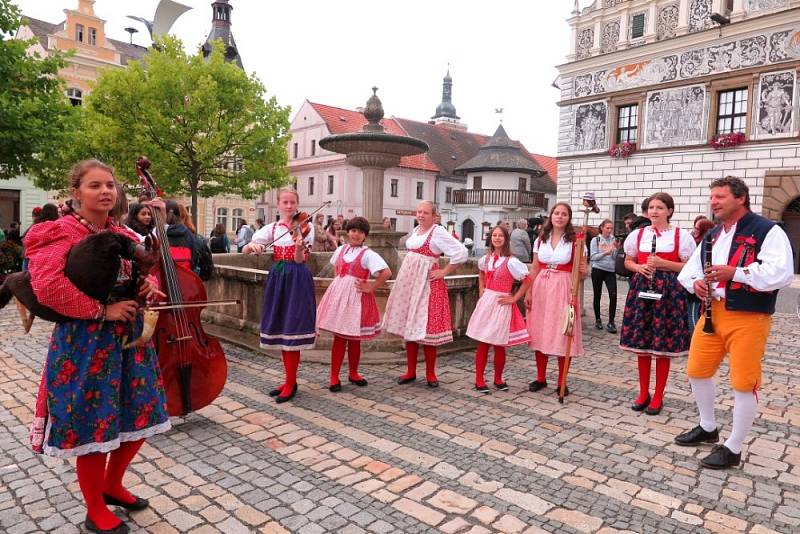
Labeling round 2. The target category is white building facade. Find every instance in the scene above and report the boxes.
[556,0,800,272]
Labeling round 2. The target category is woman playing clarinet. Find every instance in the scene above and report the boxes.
[383,201,467,387]
[26,160,170,534]
[620,192,696,415]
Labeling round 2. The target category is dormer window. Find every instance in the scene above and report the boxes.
[88,27,96,45]
[75,23,84,42]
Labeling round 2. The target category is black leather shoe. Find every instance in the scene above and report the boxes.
[606,323,617,334]
[427,380,439,388]
[594,320,603,330]
[85,518,129,534]
[329,381,341,392]
[555,385,570,397]
[348,376,368,387]
[494,382,509,391]
[276,384,298,404]
[645,403,663,416]
[528,380,547,392]
[269,386,283,397]
[103,493,149,511]
[475,384,490,394]
[674,425,720,446]
[631,394,651,412]
[397,375,416,385]
[700,445,741,469]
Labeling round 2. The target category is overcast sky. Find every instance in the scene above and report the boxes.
[16,0,575,156]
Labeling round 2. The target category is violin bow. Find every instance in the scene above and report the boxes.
[258,200,332,251]
[558,193,599,405]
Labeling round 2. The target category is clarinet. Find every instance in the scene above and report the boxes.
[702,233,714,334]
[648,234,657,293]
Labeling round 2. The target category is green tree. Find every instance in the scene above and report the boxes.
[0,0,78,183]
[75,35,291,223]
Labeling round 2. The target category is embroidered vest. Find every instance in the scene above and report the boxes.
[701,211,778,314]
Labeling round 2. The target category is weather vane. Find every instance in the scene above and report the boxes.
[494,107,504,123]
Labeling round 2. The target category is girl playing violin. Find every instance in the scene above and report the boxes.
[25,160,169,534]
[316,217,392,391]
[243,188,315,403]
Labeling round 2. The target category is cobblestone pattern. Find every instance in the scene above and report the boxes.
[1,296,798,534]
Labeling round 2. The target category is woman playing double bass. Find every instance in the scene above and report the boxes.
[26,160,169,534]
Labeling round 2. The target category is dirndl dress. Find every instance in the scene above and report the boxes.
[620,227,690,357]
[317,246,382,340]
[34,311,171,458]
[383,227,453,346]
[260,244,316,350]
[467,256,530,347]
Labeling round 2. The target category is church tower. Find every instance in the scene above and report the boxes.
[431,66,466,130]
[202,0,243,69]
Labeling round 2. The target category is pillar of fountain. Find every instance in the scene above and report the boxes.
[319,88,429,274]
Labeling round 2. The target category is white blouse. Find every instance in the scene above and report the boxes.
[478,255,529,280]
[533,235,583,265]
[251,221,315,249]
[623,226,695,262]
[329,245,389,275]
[405,225,468,264]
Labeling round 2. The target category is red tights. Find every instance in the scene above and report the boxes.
[534,351,568,386]
[330,336,365,385]
[475,342,506,387]
[280,350,300,397]
[635,355,670,409]
[77,439,143,529]
[399,341,438,382]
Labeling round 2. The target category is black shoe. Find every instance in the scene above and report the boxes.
[606,323,617,334]
[645,403,663,416]
[397,375,416,385]
[427,380,439,388]
[494,382,509,391]
[276,384,298,404]
[555,385,570,397]
[269,386,283,397]
[528,380,547,392]
[674,425,720,446]
[631,394,650,412]
[85,518,130,534]
[329,381,341,393]
[348,376,368,387]
[594,320,603,330]
[103,493,149,511]
[475,384,490,394]
[700,445,741,469]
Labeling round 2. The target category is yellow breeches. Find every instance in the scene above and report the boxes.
[687,299,772,392]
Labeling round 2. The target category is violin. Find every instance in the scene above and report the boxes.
[135,156,229,416]
[291,211,312,239]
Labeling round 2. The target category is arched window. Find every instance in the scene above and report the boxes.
[232,208,244,231]
[216,207,228,230]
[67,88,83,106]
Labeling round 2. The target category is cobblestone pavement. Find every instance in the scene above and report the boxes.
[1,301,799,534]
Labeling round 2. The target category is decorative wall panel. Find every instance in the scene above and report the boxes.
[572,26,800,98]
[643,85,707,149]
[601,20,621,53]
[656,4,679,41]
[688,0,713,33]
[745,0,790,13]
[754,70,796,138]
[573,101,609,153]
[577,27,594,59]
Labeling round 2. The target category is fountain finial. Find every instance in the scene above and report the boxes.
[363,86,385,132]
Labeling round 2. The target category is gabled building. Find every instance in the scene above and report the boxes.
[556,0,800,271]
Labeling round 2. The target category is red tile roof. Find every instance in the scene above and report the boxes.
[308,101,554,180]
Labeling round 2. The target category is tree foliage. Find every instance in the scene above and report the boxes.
[0,0,78,183]
[72,35,291,221]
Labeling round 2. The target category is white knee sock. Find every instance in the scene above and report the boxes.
[724,390,758,455]
[689,377,717,432]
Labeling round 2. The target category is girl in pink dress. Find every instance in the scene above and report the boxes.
[383,201,468,387]
[467,226,532,393]
[317,217,392,391]
[525,202,588,396]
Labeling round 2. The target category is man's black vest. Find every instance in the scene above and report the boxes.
[701,211,777,314]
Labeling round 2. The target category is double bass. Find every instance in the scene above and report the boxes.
[136,157,228,416]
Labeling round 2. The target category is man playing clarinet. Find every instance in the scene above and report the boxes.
[676,176,794,469]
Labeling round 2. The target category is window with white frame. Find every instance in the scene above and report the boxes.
[232,208,244,231]
[75,23,84,42]
[216,207,229,229]
[88,27,96,45]
[67,88,83,106]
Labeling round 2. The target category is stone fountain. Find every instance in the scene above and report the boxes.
[318,87,429,274]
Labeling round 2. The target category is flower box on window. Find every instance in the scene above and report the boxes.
[608,142,636,158]
[709,132,745,150]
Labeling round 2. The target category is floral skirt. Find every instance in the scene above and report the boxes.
[620,271,690,357]
[38,317,170,458]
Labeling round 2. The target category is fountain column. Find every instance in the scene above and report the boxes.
[347,153,399,226]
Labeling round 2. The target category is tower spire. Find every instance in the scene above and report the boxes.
[202,0,243,69]
[432,64,464,130]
